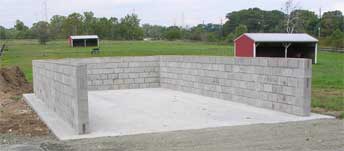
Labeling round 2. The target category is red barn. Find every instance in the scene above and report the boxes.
[234,33,318,64]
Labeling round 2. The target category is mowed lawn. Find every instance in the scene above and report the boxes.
[1,40,232,81]
[0,39,343,117]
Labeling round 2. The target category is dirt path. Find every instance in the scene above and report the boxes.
[0,119,343,151]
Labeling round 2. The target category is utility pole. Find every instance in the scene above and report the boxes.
[173,18,177,26]
[181,12,185,28]
[318,8,322,38]
[220,18,224,38]
[43,0,48,22]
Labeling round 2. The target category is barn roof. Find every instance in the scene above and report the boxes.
[237,33,318,42]
[70,35,99,40]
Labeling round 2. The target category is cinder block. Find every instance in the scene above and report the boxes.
[263,84,273,92]
[234,58,251,65]
[124,79,135,84]
[278,59,288,67]
[118,63,129,68]
[150,83,160,87]
[103,80,113,85]
[119,84,130,89]
[257,100,273,109]
[134,78,145,84]
[114,68,124,73]
[113,79,124,85]
[268,58,279,67]
[129,73,139,78]
[224,65,232,72]
[215,57,233,65]
[272,85,283,93]
[108,74,119,79]
[287,59,299,68]
[92,80,102,85]
[129,84,140,89]
[282,86,294,95]
[119,73,129,78]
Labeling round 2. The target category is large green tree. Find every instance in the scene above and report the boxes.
[223,8,284,35]
[189,25,207,41]
[94,17,113,38]
[321,10,344,37]
[14,20,28,31]
[119,14,143,40]
[83,11,97,35]
[31,21,50,44]
[62,13,84,36]
[164,26,181,40]
[50,15,66,39]
[0,26,7,39]
[109,17,120,40]
[142,24,165,40]
[329,29,344,48]
[290,10,318,35]
[14,20,32,39]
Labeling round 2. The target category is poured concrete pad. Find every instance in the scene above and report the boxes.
[24,88,333,140]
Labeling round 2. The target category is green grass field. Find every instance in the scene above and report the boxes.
[1,40,232,81]
[0,39,343,117]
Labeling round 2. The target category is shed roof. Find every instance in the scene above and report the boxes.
[70,35,99,40]
[237,33,318,42]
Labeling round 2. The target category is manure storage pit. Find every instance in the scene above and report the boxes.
[24,56,332,140]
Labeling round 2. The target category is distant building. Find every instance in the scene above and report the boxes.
[69,35,99,47]
[234,33,318,64]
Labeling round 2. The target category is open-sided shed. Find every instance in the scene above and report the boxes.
[69,35,99,47]
[234,33,318,64]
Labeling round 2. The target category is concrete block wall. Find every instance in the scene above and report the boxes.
[32,60,89,134]
[32,55,312,128]
[69,57,160,90]
[160,56,312,116]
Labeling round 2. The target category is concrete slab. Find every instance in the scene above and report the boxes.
[24,88,333,140]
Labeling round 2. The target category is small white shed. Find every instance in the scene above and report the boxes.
[69,35,99,47]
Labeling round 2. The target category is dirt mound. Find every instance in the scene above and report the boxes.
[0,66,49,137]
[0,66,32,94]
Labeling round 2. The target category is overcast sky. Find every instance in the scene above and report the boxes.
[1,0,343,28]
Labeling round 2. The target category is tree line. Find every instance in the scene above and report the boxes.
[0,12,143,44]
[0,7,343,48]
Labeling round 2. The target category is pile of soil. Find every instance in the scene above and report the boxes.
[0,66,49,137]
[0,66,32,94]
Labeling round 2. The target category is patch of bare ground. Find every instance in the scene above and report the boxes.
[0,66,49,136]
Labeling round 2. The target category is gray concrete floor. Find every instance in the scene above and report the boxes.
[25,88,333,140]
[1,119,343,151]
